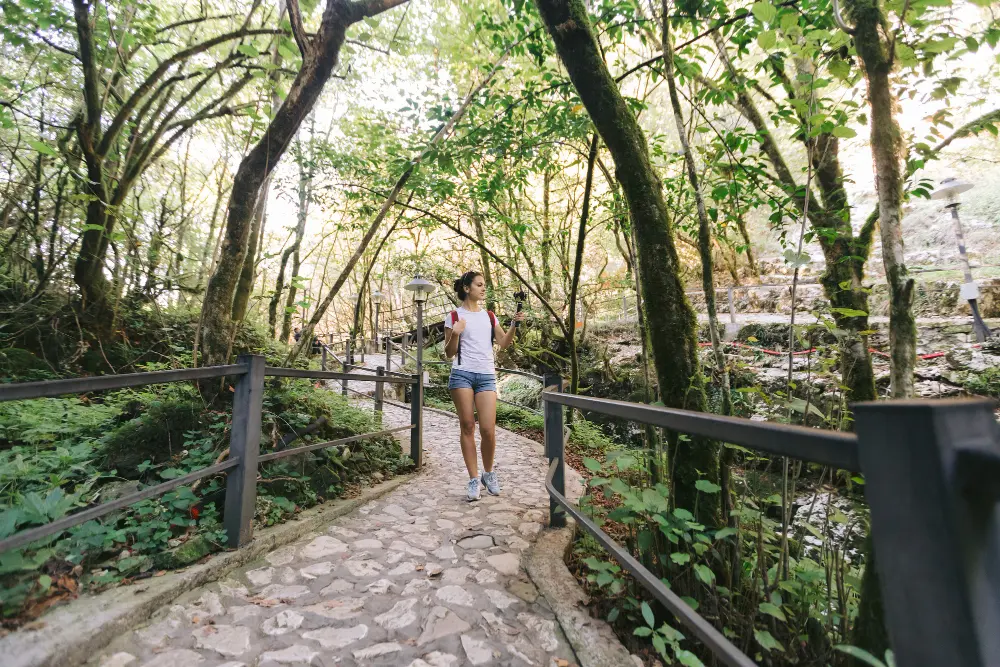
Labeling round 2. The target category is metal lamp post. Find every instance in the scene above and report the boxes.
[404,275,434,467]
[371,289,383,354]
[931,177,991,342]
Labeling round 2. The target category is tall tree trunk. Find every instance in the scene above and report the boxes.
[466,170,496,310]
[533,0,718,526]
[843,0,915,658]
[231,186,267,322]
[568,135,599,403]
[850,0,915,399]
[201,0,411,367]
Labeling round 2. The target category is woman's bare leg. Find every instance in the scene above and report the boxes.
[451,388,478,478]
[475,390,498,472]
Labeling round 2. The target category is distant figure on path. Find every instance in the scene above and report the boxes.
[293,327,301,343]
[444,271,525,501]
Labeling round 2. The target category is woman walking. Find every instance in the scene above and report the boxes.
[444,271,525,501]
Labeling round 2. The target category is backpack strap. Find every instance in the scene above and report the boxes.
[488,310,496,345]
[449,310,461,365]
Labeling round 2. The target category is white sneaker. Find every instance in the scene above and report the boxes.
[467,477,482,502]
[481,470,500,496]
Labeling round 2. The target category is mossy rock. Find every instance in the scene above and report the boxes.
[154,535,214,569]
[99,398,205,476]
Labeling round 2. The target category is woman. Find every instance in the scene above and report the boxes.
[444,271,525,501]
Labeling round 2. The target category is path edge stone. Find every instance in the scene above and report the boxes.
[0,471,417,667]
[527,521,636,667]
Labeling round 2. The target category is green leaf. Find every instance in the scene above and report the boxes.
[670,552,691,565]
[651,634,667,657]
[830,307,868,317]
[583,457,602,472]
[834,645,888,667]
[673,507,695,521]
[695,479,721,494]
[751,1,777,24]
[27,140,57,156]
[694,564,715,586]
[832,126,857,138]
[757,30,776,50]
[237,44,260,57]
[641,600,655,628]
[759,602,787,621]
[277,42,298,61]
[677,650,705,667]
[755,628,786,652]
[633,626,653,637]
[715,527,737,540]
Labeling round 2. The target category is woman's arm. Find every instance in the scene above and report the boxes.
[444,320,464,359]
[496,312,525,349]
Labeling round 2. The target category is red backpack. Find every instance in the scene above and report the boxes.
[450,309,496,366]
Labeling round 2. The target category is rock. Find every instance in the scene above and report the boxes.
[365,578,398,594]
[484,588,519,610]
[517,612,559,651]
[389,560,418,575]
[99,653,135,667]
[390,540,427,556]
[425,563,444,577]
[354,538,383,549]
[277,566,297,583]
[405,534,440,551]
[436,519,456,530]
[441,567,473,584]
[505,536,531,552]
[518,522,542,538]
[258,584,310,600]
[265,546,297,566]
[261,609,304,636]
[140,650,204,667]
[418,606,472,645]
[191,591,224,617]
[217,579,249,599]
[154,535,213,569]
[319,579,354,595]
[487,552,520,575]
[353,642,403,659]
[480,611,518,637]
[245,567,273,587]
[329,526,359,539]
[302,597,366,620]
[461,634,496,665]
[301,623,369,649]
[436,585,476,607]
[229,605,262,622]
[507,579,538,603]
[475,569,497,584]
[258,645,319,665]
[375,598,420,630]
[410,652,459,667]
[299,561,334,579]
[192,624,250,656]
[402,578,433,595]
[344,558,383,577]
[457,534,495,549]
[383,503,411,518]
[432,544,458,560]
[300,535,347,559]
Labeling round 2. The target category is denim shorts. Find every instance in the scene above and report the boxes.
[448,369,497,394]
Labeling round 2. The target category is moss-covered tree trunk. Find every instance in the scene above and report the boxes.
[568,135,599,402]
[201,0,410,368]
[533,0,719,525]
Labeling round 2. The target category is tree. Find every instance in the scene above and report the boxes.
[532,0,720,525]
[201,0,411,367]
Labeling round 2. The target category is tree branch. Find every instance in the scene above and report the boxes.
[286,0,310,56]
[98,27,282,156]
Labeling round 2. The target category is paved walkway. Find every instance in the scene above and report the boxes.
[89,403,581,667]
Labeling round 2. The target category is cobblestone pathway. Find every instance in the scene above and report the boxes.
[91,401,582,667]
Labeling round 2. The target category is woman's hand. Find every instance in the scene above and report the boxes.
[452,318,467,334]
[513,312,526,324]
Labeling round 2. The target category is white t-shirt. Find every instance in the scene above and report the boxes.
[444,306,496,375]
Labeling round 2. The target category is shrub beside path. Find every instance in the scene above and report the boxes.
[90,402,582,667]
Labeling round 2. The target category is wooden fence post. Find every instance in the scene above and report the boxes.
[224,354,265,548]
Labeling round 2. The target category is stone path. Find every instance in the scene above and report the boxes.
[89,402,581,667]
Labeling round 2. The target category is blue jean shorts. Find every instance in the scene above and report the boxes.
[448,369,497,394]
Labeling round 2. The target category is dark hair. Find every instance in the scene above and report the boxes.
[453,271,483,300]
